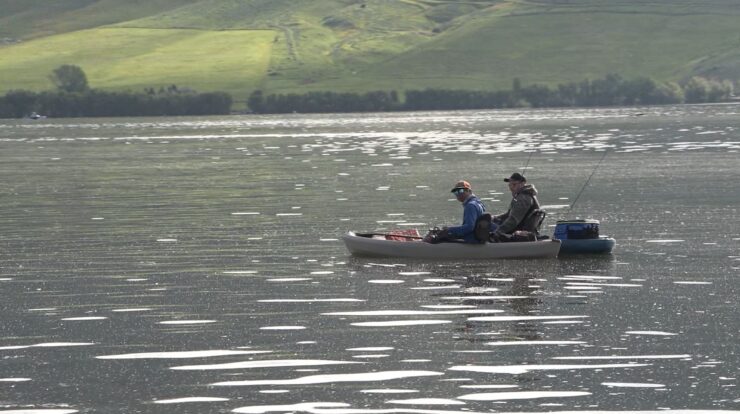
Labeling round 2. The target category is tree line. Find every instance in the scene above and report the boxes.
[0,65,735,118]
[248,74,734,113]
[0,65,232,118]
[0,88,233,118]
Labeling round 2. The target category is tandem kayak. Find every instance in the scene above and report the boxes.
[342,232,561,260]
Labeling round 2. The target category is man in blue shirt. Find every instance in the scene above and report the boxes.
[443,180,487,243]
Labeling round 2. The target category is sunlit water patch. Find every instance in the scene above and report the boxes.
[110,308,152,312]
[96,349,270,360]
[0,410,80,414]
[350,320,452,327]
[267,277,313,282]
[0,342,95,350]
[213,370,444,387]
[645,239,685,243]
[440,295,532,301]
[171,359,359,371]
[259,298,364,303]
[387,398,465,405]
[411,285,461,290]
[457,390,591,401]
[624,331,678,336]
[552,354,691,360]
[449,363,650,375]
[468,315,588,322]
[232,402,349,414]
[153,396,229,404]
[484,341,586,346]
[421,305,476,309]
[260,325,306,330]
[459,384,518,389]
[158,320,217,325]
[602,382,666,388]
[60,316,108,321]
[324,310,503,316]
[361,389,418,394]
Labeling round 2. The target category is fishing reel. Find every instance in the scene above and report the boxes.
[422,227,449,244]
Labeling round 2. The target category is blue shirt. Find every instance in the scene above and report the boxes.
[447,195,486,243]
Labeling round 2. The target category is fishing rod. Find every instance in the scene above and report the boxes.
[522,149,535,175]
[569,149,608,211]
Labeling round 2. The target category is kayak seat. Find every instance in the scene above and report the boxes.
[474,213,493,243]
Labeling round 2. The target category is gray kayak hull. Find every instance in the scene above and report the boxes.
[559,236,616,254]
[342,232,561,259]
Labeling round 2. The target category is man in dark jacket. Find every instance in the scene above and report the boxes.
[492,172,541,238]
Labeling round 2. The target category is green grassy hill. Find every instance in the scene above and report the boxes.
[1,0,738,101]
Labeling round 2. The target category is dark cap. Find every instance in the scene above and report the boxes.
[450,180,472,192]
[504,172,526,183]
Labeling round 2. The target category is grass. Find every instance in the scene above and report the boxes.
[0,0,738,98]
[0,0,199,40]
[0,28,275,94]
[309,3,740,92]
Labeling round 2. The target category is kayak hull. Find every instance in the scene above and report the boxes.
[342,232,561,260]
[559,236,616,254]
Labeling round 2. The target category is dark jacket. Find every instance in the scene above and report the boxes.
[447,194,486,243]
[495,184,540,234]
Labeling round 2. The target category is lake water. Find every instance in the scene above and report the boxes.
[0,105,738,414]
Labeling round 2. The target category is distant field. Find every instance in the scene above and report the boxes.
[0,28,275,94]
[0,0,738,100]
[284,5,740,93]
[0,0,199,40]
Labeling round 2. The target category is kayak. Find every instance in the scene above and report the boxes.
[342,232,561,260]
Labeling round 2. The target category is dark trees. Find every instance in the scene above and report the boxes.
[49,64,90,93]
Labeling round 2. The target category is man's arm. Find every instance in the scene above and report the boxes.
[493,211,508,224]
[447,203,479,237]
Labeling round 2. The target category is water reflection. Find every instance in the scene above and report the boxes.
[450,274,543,343]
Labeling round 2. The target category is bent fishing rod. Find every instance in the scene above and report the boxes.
[522,149,535,175]
[570,149,609,211]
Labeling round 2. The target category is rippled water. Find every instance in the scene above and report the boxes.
[1,105,739,414]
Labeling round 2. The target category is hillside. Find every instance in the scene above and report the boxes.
[1,0,738,100]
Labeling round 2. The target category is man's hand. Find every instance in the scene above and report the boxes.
[490,231,511,243]
[423,227,449,244]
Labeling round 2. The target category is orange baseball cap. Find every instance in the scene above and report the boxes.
[450,180,472,192]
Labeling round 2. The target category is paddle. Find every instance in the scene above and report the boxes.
[356,232,424,240]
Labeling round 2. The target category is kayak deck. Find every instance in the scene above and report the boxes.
[343,232,561,260]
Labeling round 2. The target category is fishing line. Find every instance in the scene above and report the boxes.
[522,149,535,175]
[570,149,608,211]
